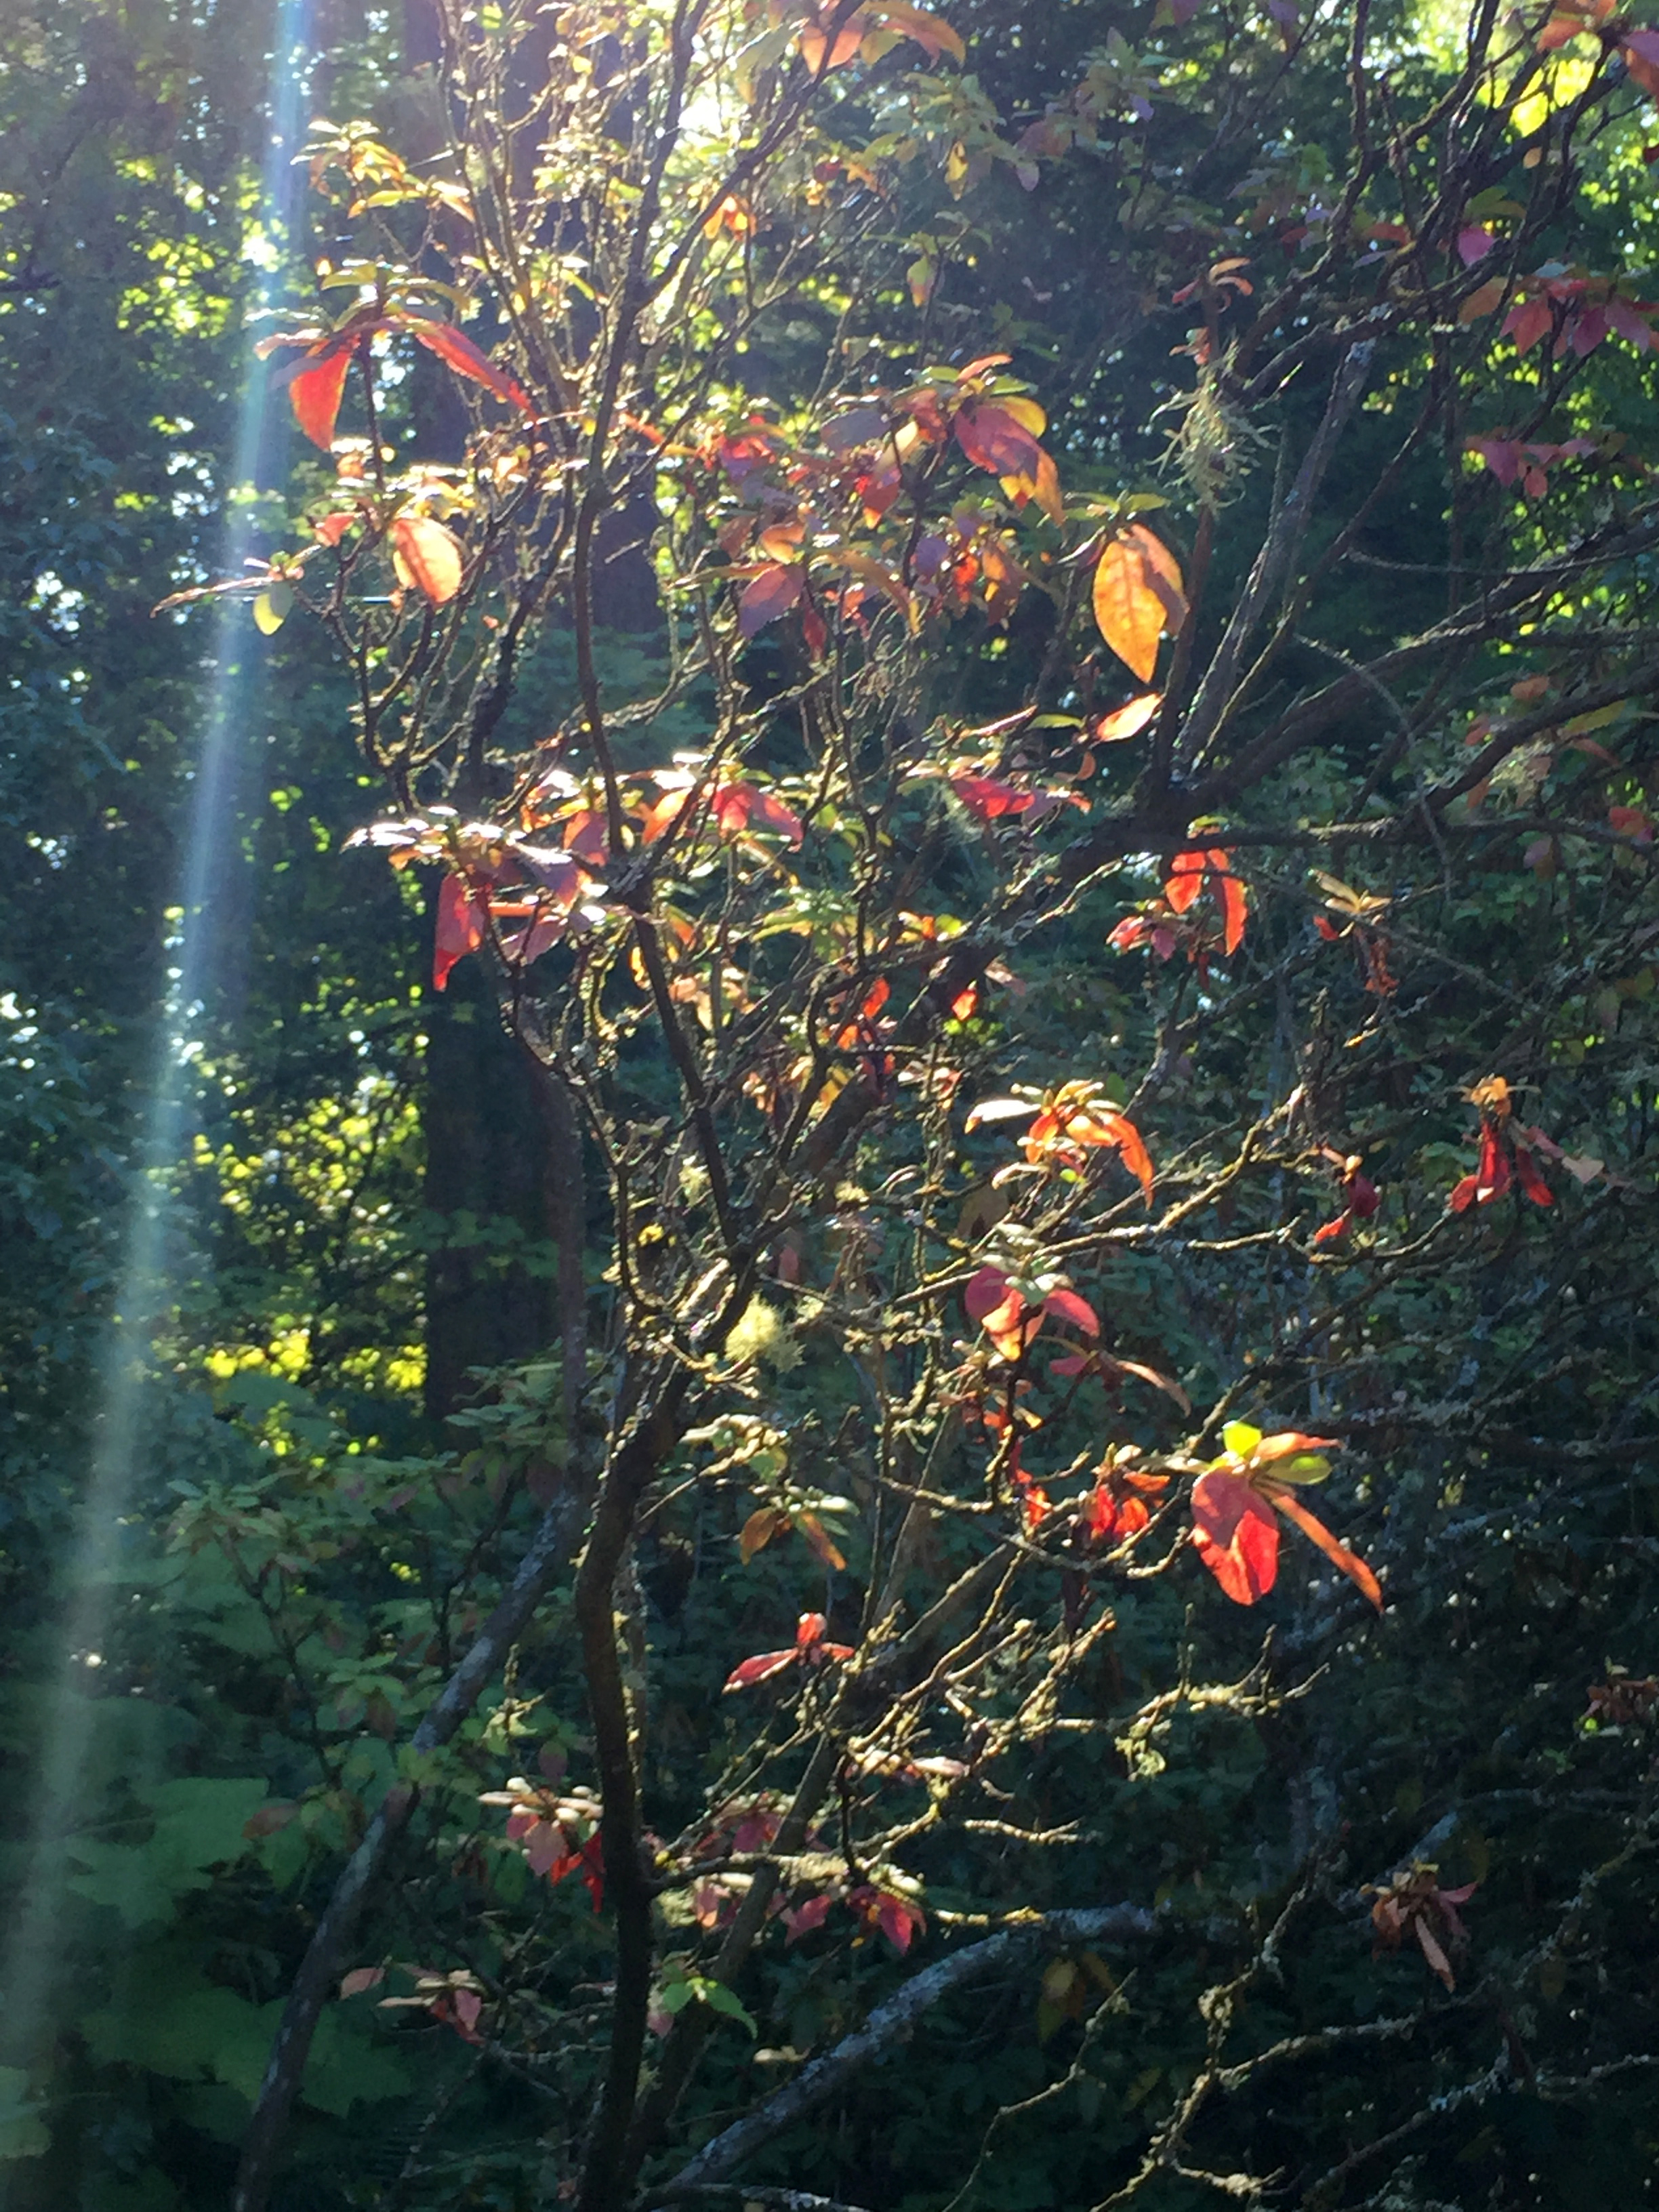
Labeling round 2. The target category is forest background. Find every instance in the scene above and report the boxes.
[3,0,1659,2209]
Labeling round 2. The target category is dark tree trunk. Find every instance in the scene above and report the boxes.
[420,934,560,1422]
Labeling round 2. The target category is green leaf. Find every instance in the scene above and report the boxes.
[701,1981,758,2032]
[78,1952,407,2111]
[1269,1453,1332,1484]
[65,1777,269,1928]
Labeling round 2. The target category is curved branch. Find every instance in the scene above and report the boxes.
[650,1904,1157,2200]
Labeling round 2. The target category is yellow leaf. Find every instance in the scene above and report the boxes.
[252,580,293,635]
[1092,535,1164,682]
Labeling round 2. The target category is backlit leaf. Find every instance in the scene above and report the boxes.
[1190,1471,1280,1604]
[1092,534,1165,683]
[389,515,465,605]
[737,562,804,638]
[722,1645,800,1692]
[1267,1488,1383,1609]
[287,343,353,450]
[954,400,1042,478]
[1091,693,1161,743]
[433,874,488,991]
[252,581,293,635]
[405,317,535,416]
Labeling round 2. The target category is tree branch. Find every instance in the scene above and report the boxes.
[650,1906,1157,2199]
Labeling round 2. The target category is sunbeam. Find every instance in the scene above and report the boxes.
[0,0,314,2104]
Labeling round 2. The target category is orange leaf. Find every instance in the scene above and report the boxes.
[1248,1431,1340,1465]
[1164,851,1208,914]
[1090,693,1161,743]
[1265,1487,1382,1610]
[288,344,354,451]
[1099,1112,1154,1203]
[739,1507,787,1563]
[797,1512,848,1572]
[1092,534,1165,683]
[1212,853,1248,954]
[798,10,867,71]
[1125,524,1187,633]
[389,514,465,605]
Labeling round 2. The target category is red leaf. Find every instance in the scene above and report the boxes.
[287,344,354,451]
[1042,1287,1099,1338]
[1448,1172,1480,1214]
[965,1266,1038,1359]
[951,773,1038,821]
[433,874,488,991]
[1312,1210,1352,1245]
[1477,1120,1511,1203]
[1513,1143,1555,1207]
[313,510,358,546]
[1501,297,1553,354]
[1265,1486,1383,1610]
[1414,1916,1456,1990]
[876,1891,925,1953]
[794,1611,853,1660]
[737,562,804,638]
[785,1892,836,1942]
[964,1266,1014,1323]
[1190,1471,1280,1605]
[722,1646,800,1692]
[1468,436,1521,486]
[405,317,535,416]
[712,781,805,845]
